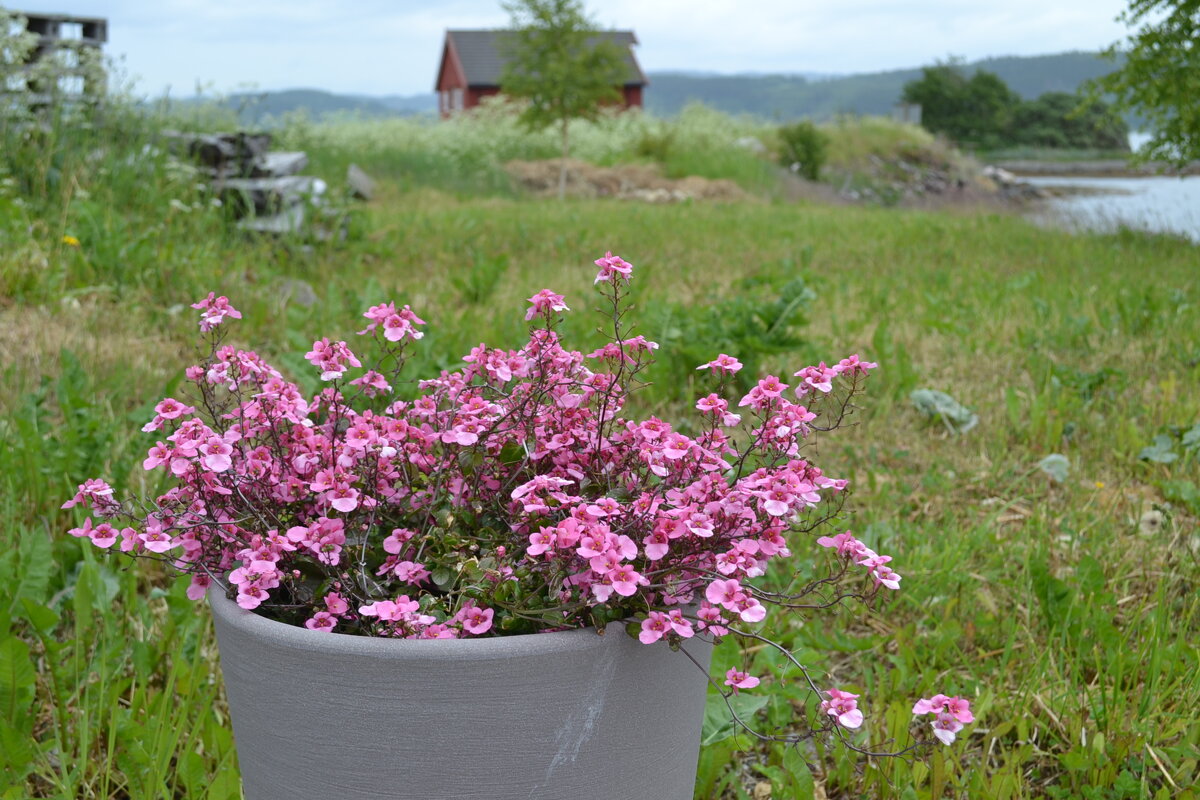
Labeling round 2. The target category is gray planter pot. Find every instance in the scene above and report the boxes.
[209,588,713,800]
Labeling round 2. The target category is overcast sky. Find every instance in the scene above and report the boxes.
[9,0,1134,97]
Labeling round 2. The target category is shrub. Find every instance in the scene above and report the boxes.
[778,121,828,181]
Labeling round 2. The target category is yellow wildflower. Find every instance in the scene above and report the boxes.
[62,235,80,247]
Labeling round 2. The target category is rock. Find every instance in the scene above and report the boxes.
[217,176,324,217]
[983,165,1018,185]
[237,204,306,235]
[256,151,309,177]
[347,163,376,200]
[278,279,318,307]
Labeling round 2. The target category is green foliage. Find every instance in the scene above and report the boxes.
[1089,0,1200,165]
[644,256,816,408]
[903,62,1129,150]
[1013,92,1129,149]
[777,120,828,180]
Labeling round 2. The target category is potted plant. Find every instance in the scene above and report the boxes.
[63,251,973,799]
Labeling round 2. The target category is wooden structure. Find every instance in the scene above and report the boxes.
[9,10,108,100]
[434,29,646,118]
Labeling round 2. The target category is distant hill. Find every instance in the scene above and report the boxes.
[188,89,433,124]
[642,51,1124,120]
[169,52,1123,125]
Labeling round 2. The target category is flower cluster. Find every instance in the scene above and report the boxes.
[817,530,902,590]
[63,251,973,752]
[913,695,975,744]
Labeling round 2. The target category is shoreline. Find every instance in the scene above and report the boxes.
[995,159,1200,178]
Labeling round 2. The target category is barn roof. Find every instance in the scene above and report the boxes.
[442,29,646,88]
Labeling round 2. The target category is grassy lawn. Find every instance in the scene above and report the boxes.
[2,111,1198,798]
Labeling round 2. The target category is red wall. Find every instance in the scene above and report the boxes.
[465,87,502,109]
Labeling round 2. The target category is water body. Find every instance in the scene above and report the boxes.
[1026,175,1200,243]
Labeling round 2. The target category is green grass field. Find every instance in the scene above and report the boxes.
[1,106,1198,799]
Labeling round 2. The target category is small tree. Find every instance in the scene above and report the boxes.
[500,0,627,199]
[1088,0,1200,166]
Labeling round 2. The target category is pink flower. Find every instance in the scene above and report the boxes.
[913,694,973,723]
[756,375,788,397]
[794,363,838,395]
[326,484,360,513]
[186,575,211,601]
[639,611,671,644]
[736,597,767,623]
[360,302,425,340]
[593,251,633,284]
[946,696,974,723]
[392,561,429,583]
[607,565,645,597]
[872,565,902,590]
[912,694,949,715]
[154,397,195,420]
[820,688,864,729]
[139,530,176,553]
[324,592,350,615]
[61,478,116,511]
[667,609,694,638]
[461,606,494,635]
[834,354,878,375]
[305,611,337,632]
[695,393,728,414]
[931,712,964,745]
[724,669,760,694]
[642,530,669,560]
[525,289,570,320]
[696,353,743,375]
[200,437,233,472]
[143,442,171,471]
[305,338,362,381]
[705,578,746,610]
[527,528,557,557]
[191,293,242,332]
[350,370,392,396]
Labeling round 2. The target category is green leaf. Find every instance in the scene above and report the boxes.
[780,746,816,798]
[12,529,53,610]
[0,715,34,779]
[1161,480,1200,514]
[1036,453,1070,483]
[0,637,36,722]
[1138,434,1178,464]
[73,559,99,634]
[910,388,979,434]
[701,690,768,745]
[1059,747,1090,771]
[17,599,59,636]
[430,568,454,590]
[1181,422,1200,452]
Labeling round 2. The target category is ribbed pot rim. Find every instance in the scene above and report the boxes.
[208,585,622,662]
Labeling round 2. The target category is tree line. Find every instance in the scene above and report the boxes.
[901,63,1129,151]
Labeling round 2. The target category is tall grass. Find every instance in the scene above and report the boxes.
[2,98,1198,799]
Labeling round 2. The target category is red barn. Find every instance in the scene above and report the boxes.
[435,29,646,118]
